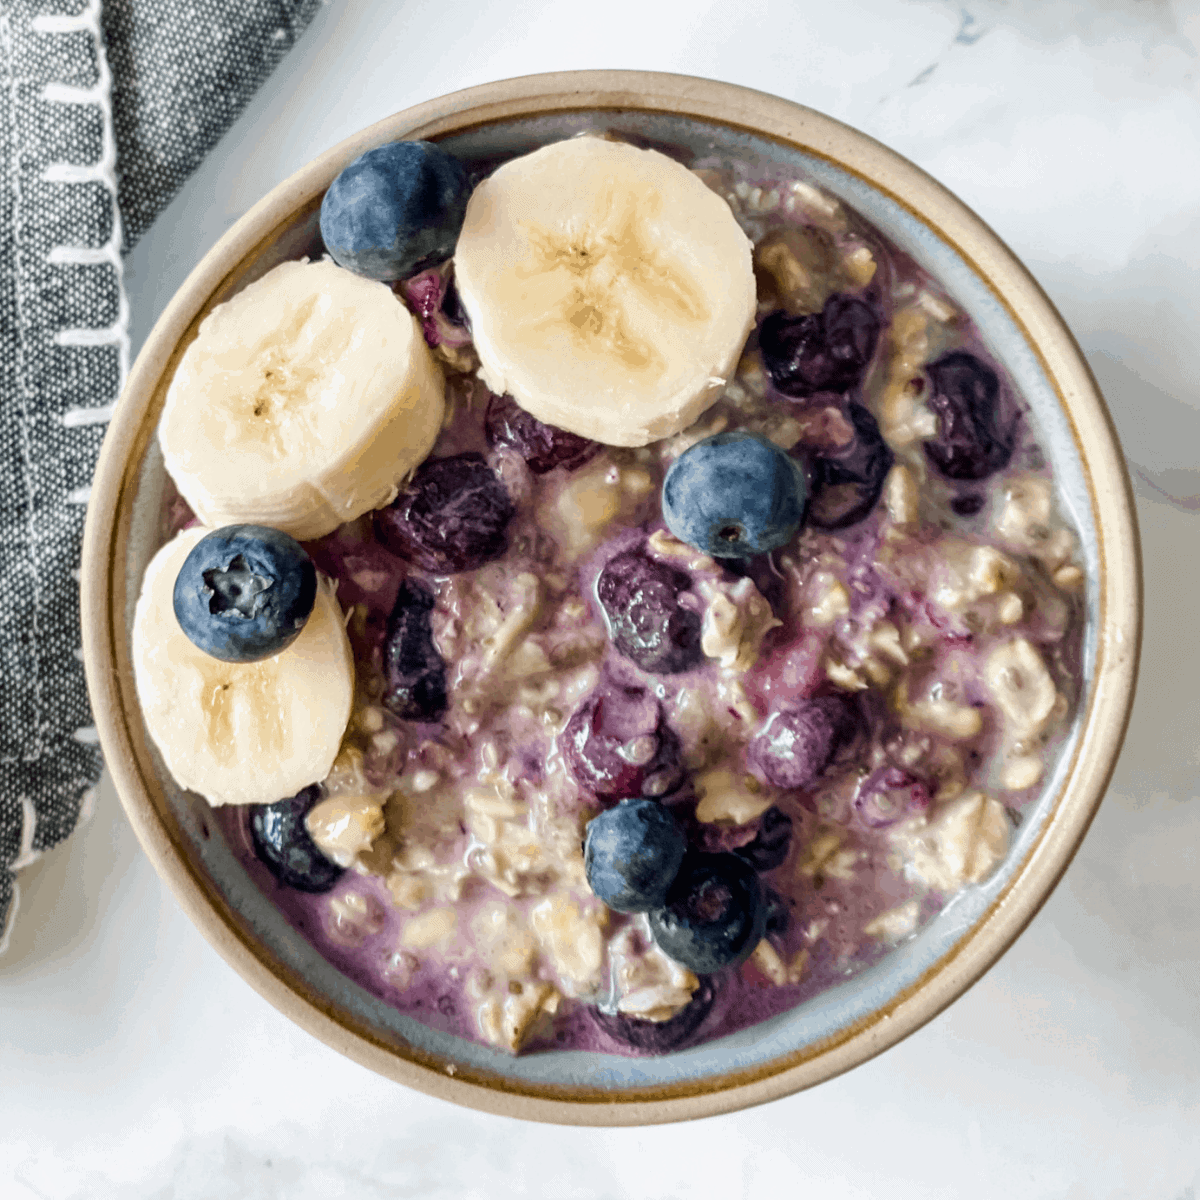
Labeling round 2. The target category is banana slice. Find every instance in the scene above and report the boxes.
[453,136,755,447]
[132,526,355,807]
[159,258,445,542]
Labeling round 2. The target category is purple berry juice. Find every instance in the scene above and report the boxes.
[180,150,1086,1057]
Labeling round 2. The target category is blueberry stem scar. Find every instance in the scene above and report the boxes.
[203,554,272,618]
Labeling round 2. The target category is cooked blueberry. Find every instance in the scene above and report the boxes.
[441,276,468,327]
[648,853,766,974]
[763,887,791,936]
[691,815,759,858]
[596,549,703,674]
[561,685,683,801]
[589,976,717,1053]
[397,266,472,350]
[759,293,881,398]
[374,453,514,573]
[746,696,863,792]
[382,579,447,721]
[319,140,471,281]
[951,493,986,517]
[735,806,793,872]
[172,525,317,663]
[484,392,600,475]
[250,785,344,893]
[584,798,687,912]
[923,351,1014,481]
[662,432,808,558]
[805,401,893,530]
[853,767,931,828]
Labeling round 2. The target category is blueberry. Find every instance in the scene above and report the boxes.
[746,696,863,792]
[584,798,687,913]
[648,853,766,974]
[589,976,718,1053]
[441,276,469,328]
[595,549,703,674]
[663,432,808,559]
[561,684,684,801]
[763,887,791,937]
[397,266,472,350]
[319,140,471,281]
[805,401,894,530]
[382,579,447,721]
[172,525,317,663]
[374,453,514,574]
[853,767,931,828]
[759,293,881,399]
[922,351,1014,481]
[735,806,793,872]
[250,785,344,893]
[484,392,599,475]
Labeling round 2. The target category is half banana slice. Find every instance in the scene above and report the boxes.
[159,258,445,542]
[132,526,355,807]
[453,136,756,447]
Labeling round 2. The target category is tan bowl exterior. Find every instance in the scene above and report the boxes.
[82,71,1141,1125]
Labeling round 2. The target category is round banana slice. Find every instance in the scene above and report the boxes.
[453,136,756,447]
[132,526,355,807]
[159,258,445,542]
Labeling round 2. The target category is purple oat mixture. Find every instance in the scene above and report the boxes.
[172,157,1086,1057]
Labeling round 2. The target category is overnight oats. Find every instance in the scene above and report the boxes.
[131,133,1084,1057]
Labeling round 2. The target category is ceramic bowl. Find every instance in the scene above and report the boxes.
[81,71,1141,1125]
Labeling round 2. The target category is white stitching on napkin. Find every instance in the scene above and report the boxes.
[61,403,116,427]
[0,798,40,956]
[0,885,19,956]
[10,797,40,872]
[37,0,130,431]
[0,0,128,956]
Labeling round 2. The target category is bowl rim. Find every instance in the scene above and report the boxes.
[82,69,1142,1125]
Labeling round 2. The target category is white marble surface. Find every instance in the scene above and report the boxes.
[5,1,1200,1194]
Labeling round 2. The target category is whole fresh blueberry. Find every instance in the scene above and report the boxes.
[250,785,344,893]
[853,767,932,828]
[805,401,894,530]
[484,392,599,475]
[561,684,684,802]
[584,798,688,913]
[172,525,317,663]
[588,976,718,1053]
[648,853,767,975]
[758,293,881,399]
[746,696,863,792]
[374,453,514,574]
[662,432,808,558]
[923,351,1014,481]
[319,140,471,281]
[735,806,793,872]
[382,579,447,722]
[596,549,703,674]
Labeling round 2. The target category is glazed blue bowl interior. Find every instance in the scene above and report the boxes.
[129,110,1097,1091]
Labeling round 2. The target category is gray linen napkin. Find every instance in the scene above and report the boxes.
[0,0,322,949]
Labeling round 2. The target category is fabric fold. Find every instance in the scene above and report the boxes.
[0,0,322,946]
